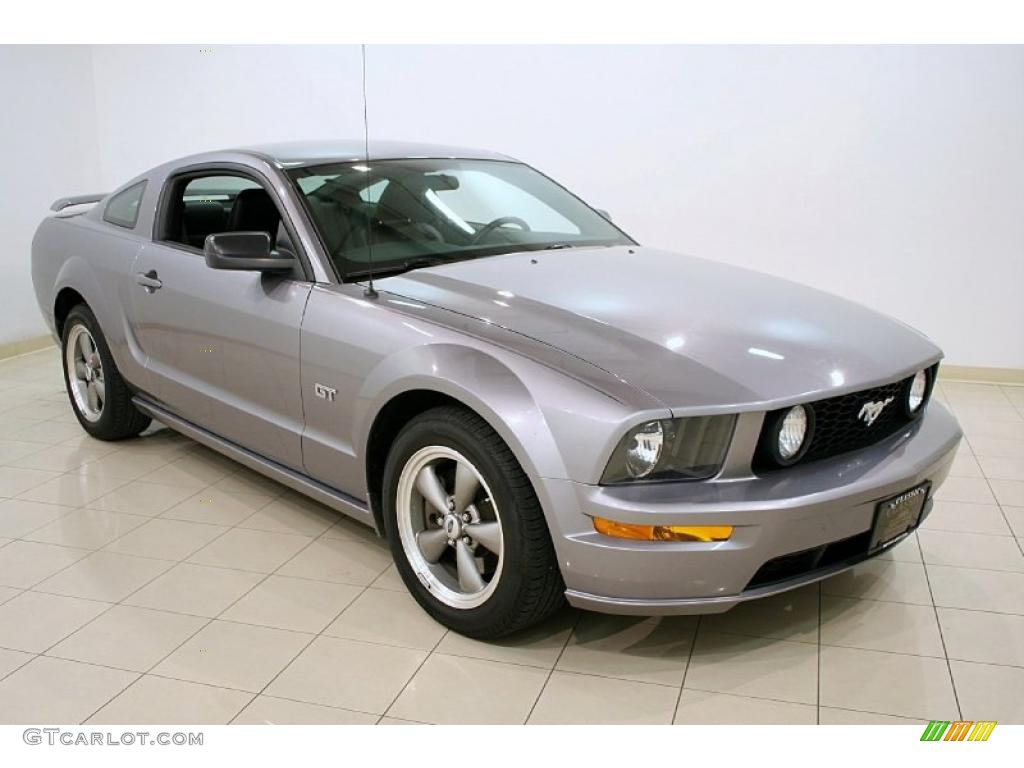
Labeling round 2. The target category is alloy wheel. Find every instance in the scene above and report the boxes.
[396,445,504,609]
[66,324,105,423]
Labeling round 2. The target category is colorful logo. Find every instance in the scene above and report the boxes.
[921,721,996,741]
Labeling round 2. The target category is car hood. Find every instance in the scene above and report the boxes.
[378,246,942,413]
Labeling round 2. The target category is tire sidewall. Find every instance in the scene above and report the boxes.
[382,413,534,634]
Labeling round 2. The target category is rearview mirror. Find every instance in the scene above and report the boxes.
[204,232,295,272]
[595,208,612,221]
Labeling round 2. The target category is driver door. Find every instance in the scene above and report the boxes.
[128,171,311,470]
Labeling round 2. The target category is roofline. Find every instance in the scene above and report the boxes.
[228,140,520,168]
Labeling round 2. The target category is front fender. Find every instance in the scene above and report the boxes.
[356,343,572,486]
[356,336,670,486]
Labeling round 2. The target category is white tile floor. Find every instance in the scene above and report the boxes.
[1,347,1023,725]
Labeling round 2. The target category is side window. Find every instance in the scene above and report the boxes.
[103,181,146,229]
[161,174,283,250]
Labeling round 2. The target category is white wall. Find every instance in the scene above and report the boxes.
[90,45,364,188]
[5,45,1023,369]
[0,45,102,346]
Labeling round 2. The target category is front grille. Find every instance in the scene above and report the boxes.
[802,380,907,461]
[755,365,937,470]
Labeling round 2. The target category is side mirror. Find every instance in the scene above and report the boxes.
[204,232,295,272]
[595,208,612,221]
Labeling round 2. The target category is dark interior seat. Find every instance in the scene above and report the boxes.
[181,201,228,248]
[227,188,281,239]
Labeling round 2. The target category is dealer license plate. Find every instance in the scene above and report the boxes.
[870,482,931,551]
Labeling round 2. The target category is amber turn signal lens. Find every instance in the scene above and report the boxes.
[592,517,733,542]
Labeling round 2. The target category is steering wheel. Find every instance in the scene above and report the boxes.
[470,216,531,244]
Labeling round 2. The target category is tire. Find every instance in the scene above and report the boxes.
[61,304,151,440]
[382,405,564,638]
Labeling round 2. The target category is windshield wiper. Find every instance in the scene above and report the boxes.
[346,243,591,280]
[347,256,455,280]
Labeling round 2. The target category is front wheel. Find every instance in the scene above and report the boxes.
[61,304,151,440]
[382,406,564,638]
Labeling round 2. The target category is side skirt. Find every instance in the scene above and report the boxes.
[132,396,378,533]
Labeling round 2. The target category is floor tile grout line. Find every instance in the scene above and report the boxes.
[693,625,1024,666]
[374,622,452,725]
[0,645,37,685]
[816,583,822,725]
[679,683,931,723]
[981,474,1024,559]
[818,592,1024,617]
[919,547,962,720]
[677,683,812,710]
[521,610,583,725]
[4,648,393,721]
[10,462,144,506]
[5,515,386,593]
[670,614,702,724]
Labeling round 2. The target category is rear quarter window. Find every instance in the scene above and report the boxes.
[103,181,147,229]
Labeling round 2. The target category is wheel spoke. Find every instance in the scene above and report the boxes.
[455,539,485,592]
[465,521,501,554]
[93,380,105,405]
[74,360,88,380]
[86,382,99,412]
[416,528,449,563]
[452,461,480,514]
[415,464,450,514]
[79,334,95,360]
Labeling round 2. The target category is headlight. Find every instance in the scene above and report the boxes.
[765,404,813,466]
[601,415,736,484]
[905,369,929,416]
[624,421,664,478]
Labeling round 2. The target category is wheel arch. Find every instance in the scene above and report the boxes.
[364,389,468,532]
[54,286,88,337]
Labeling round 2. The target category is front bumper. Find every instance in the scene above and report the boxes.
[542,401,961,615]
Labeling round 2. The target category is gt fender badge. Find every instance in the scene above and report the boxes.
[314,383,337,402]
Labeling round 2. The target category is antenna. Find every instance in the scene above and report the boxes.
[361,43,378,299]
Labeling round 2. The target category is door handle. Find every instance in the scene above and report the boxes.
[136,270,162,293]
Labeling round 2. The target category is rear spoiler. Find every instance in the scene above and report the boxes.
[50,193,107,212]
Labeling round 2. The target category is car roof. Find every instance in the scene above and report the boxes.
[231,140,518,167]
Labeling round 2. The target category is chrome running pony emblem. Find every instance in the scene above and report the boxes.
[858,396,895,426]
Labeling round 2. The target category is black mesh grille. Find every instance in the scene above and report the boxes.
[756,365,937,470]
[803,380,907,461]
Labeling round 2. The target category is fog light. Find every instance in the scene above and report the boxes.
[906,369,928,415]
[778,405,809,461]
[593,517,733,542]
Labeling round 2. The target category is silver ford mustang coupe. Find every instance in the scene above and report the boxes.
[32,140,962,638]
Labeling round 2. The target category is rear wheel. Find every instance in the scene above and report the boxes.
[382,406,564,638]
[61,304,151,440]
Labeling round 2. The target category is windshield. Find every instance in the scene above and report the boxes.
[287,159,632,278]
